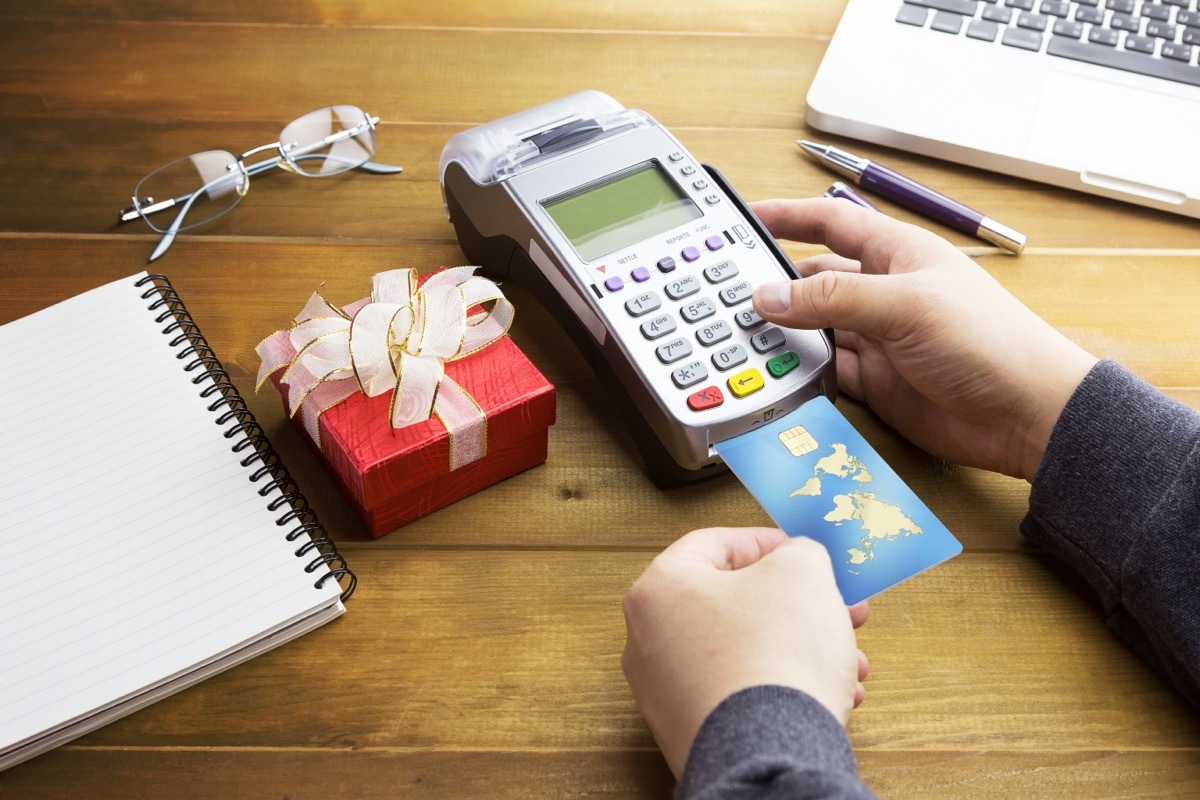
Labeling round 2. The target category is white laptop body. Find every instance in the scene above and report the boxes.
[807,0,1200,219]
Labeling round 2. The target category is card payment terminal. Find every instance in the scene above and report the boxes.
[439,91,836,486]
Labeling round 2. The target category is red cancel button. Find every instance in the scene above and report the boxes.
[687,385,724,411]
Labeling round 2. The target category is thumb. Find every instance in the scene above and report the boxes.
[752,270,902,340]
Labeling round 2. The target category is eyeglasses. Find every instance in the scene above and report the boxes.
[118,105,403,262]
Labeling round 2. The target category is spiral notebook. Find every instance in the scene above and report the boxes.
[0,273,355,772]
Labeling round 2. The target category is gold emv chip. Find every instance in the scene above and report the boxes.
[778,425,817,457]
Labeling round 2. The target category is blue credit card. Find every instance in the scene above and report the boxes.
[714,395,962,605]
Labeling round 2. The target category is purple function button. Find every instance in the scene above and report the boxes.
[681,246,701,262]
[631,266,651,282]
[705,235,724,252]
[604,275,625,292]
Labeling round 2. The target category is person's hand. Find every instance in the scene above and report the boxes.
[750,198,1098,482]
[621,526,870,778]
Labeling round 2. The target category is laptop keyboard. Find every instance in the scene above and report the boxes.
[895,0,1200,87]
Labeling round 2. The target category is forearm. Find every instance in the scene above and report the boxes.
[1021,360,1200,707]
[676,686,877,800]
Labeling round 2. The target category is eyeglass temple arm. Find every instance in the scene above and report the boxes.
[145,169,248,262]
[119,157,402,224]
[118,160,279,224]
[143,155,403,262]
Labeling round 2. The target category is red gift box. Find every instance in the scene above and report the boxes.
[259,267,556,538]
[270,335,555,537]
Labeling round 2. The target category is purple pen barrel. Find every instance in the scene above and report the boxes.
[860,162,1026,254]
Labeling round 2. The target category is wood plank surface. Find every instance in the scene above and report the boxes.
[2,1,1199,797]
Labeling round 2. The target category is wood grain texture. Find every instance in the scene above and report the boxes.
[3,1,1199,797]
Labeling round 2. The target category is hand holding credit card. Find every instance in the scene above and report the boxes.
[716,395,961,605]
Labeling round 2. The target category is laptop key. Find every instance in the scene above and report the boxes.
[1039,0,1070,16]
[1109,14,1141,32]
[1005,0,1035,9]
[896,3,931,25]
[1018,11,1048,29]
[1048,35,1200,87]
[1105,0,1135,12]
[1123,34,1156,53]
[967,19,1001,40]
[1142,4,1171,21]
[905,0,980,14]
[1088,27,1120,46]
[1184,28,1200,46]
[1075,6,1105,23]
[1179,11,1200,26]
[1145,21,1177,39]
[931,10,965,32]
[983,4,1013,21]
[1002,26,1044,49]
[1161,42,1194,61]
[1052,19,1084,37]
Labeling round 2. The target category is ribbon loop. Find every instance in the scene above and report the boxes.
[256,268,513,469]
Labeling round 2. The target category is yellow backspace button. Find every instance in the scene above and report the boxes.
[727,368,764,398]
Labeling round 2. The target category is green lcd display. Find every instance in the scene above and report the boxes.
[542,161,702,262]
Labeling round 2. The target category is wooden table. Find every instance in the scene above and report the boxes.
[2,2,1199,797]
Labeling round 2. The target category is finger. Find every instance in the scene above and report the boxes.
[753,269,908,341]
[835,345,864,401]
[855,682,866,708]
[752,197,943,268]
[848,600,870,629]
[792,253,862,278]
[659,526,788,572]
[857,649,870,681]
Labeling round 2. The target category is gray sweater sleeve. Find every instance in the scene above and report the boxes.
[1021,359,1200,707]
[675,686,877,800]
[675,360,1198,800]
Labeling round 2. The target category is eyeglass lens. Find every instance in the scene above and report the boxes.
[133,150,247,234]
[279,105,376,176]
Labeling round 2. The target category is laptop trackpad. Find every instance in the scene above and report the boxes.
[1029,71,1197,204]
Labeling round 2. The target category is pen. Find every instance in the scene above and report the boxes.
[798,140,1027,254]
[824,181,879,211]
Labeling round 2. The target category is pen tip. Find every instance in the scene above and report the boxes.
[797,140,825,159]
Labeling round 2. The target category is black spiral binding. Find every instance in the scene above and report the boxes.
[135,274,357,601]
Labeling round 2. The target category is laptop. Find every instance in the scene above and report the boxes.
[807,0,1200,219]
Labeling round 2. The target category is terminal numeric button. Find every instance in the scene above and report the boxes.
[734,307,765,329]
[727,368,764,398]
[664,274,701,300]
[640,313,676,339]
[767,350,800,378]
[679,297,716,323]
[672,360,708,389]
[624,290,661,316]
[703,259,739,284]
[750,326,786,353]
[711,344,748,372]
[656,337,693,364]
[687,385,724,411]
[718,280,754,306]
[695,319,732,346]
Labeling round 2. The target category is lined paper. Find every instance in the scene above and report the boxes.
[0,274,343,767]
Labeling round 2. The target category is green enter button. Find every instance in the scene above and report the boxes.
[766,351,800,378]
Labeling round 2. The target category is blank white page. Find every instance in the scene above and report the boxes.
[0,273,343,758]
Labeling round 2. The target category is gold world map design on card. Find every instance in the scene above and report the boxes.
[780,426,925,571]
